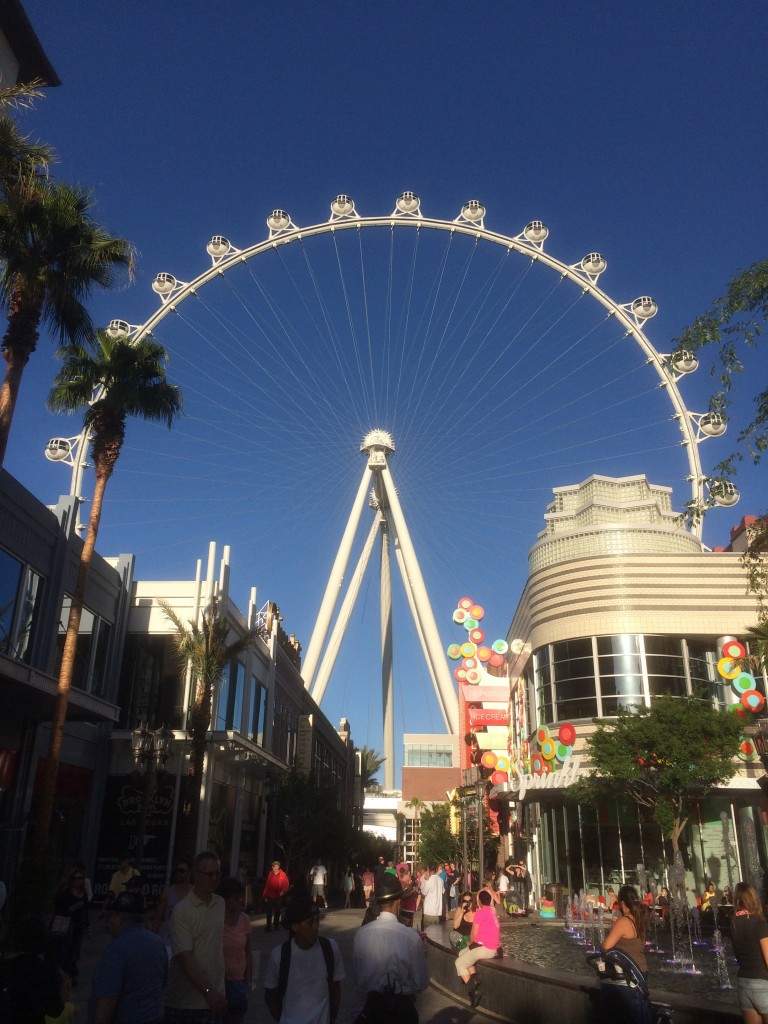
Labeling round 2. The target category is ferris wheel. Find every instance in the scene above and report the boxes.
[44,194,737,777]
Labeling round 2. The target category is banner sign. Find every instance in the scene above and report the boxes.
[469,707,510,727]
[461,684,510,703]
[474,731,508,750]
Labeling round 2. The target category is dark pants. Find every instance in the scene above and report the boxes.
[599,982,654,1024]
[265,897,282,929]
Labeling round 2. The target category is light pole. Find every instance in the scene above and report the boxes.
[131,720,174,872]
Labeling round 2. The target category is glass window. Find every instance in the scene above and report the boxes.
[0,549,23,655]
[556,696,598,719]
[533,648,552,725]
[648,674,687,698]
[600,675,644,698]
[644,636,684,658]
[597,634,641,676]
[553,638,593,661]
[56,599,103,692]
[553,656,594,681]
[117,634,185,730]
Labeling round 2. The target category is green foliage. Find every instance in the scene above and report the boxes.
[418,802,460,865]
[358,745,386,789]
[275,770,350,871]
[673,260,767,525]
[568,695,742,847]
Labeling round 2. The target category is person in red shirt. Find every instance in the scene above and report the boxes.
[262,860,289,933]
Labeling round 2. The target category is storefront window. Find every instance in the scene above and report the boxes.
[56,598,112,694]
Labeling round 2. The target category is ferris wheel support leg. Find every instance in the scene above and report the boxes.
[391,536,443,717]
[302,464,372,689]
[310,513,380,705]
[380,515,395,792]
[378,463,458,734]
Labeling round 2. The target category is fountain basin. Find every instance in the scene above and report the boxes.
[423,920,741,1024]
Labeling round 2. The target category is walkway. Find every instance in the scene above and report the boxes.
[73,906,491,1023]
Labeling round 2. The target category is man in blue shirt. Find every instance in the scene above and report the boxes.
[88,889,167,1024]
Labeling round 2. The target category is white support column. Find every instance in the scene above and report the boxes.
[380,514,395,791]
[391,534,442,704]
[378,462,458,733]
[311,514,380,705]
[302,464,372,689]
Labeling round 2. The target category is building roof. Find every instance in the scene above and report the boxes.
[0,0,60,86]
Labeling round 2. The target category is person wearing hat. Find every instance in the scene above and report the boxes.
[88,889,167,1024]
[351,873,429,1024]
[264,895,344,1024]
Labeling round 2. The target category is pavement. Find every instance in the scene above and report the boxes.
[74,905,493,1023]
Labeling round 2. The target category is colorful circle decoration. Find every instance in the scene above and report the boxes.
[738,739,759,761]
[469,628,485,644]
[540,738,556,760]
[531,753,544,774]
[488,652,505,668]
[537,726,550,744]
[728,703,748,720]
[458,597,473,610]
[558,723,576,746]
[460,642,477,658]
[465,669,482,684]
[496,755,510,772]
[470,605,485,620]
[447,643,462,660]
[742,690,766,713]
[463,618,478,632]
[717,657,740,680]
[492,639,508,655]
[556,743,572,762]
[491,770,508,785]
[477,646,492,663]
[454,668,467,683]
[734,672,757,693]
[463,657,478,669]
[453,608,469,624]
[723,640,746,660]
[481,751,498,770]
[540,760,552,775]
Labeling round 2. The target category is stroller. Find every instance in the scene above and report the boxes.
[587,949,673,1024]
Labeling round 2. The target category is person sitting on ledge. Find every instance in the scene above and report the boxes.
[454,889,500,1009]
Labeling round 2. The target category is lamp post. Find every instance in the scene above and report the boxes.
[131,720,174,871]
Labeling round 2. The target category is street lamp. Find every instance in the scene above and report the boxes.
[131,721,174,871]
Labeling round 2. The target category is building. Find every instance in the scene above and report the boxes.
[0,470,133,876]
[0,471,357,895]
[0,0,60,88]
[491,474,766,902]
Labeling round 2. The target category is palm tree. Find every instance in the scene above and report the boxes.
[359,745,386,789]
[0,178,135,466]
[161,598,262,863]
[745,621,768,674]
[32,331,182,855]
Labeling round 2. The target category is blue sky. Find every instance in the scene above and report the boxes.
[8,1,768,783]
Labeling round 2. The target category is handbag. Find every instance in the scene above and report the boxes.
[49,914,71,937]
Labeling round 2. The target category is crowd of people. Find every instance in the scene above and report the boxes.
[6,848,768,1024]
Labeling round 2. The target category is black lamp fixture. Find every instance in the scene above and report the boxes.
[131,719,174,771]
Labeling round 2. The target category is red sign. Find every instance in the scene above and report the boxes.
[469,707,510,727]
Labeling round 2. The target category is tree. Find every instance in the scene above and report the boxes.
[31,331,182,856]
[745,620,768,674]
[275,770,350,872]
[161,596,261,864]
[567,695,742,851]
[418,803,460,866]
[0,179,135,466]
[406,795,424,865]
[672,260,767,519]
[358,745,385,789]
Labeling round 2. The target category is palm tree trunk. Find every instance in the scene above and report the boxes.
[0,290,41,467]
[32,466,109,855]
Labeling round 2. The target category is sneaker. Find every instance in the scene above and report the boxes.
[470,981,482,1008]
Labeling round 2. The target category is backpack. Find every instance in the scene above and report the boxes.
[265,935,335,1016]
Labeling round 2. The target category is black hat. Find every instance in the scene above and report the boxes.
[111,889,146,915]
[285,896,319,927]
[375,872,416,904]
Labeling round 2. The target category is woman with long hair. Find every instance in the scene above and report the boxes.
[598,884,651,1023]
[450,891,475,950]
[731,881,768,1024]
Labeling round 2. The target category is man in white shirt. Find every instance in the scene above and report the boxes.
[352,873,429,1023]
[309,859,328,910]
[419,863,444,927]
[264,896,344,1024]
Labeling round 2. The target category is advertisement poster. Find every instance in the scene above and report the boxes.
[94,772,177,903]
